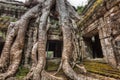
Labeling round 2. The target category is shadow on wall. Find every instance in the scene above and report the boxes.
[83,33,103,59]
[0,37,4,56]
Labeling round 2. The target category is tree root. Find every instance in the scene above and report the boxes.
[32,0,54,80]
[66,1,80,21]
[25,0,55,80]
[0,0,86,80]
[24,26,34,68]
[0,4,40,79]
[41,70,64,80]
[72,62,87,74]
[24,42,38,80]
[0,22,19,72]
[57,0,86,80]
[53,60,63,75]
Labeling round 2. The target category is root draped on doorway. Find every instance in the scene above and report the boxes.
[0,0,86,80]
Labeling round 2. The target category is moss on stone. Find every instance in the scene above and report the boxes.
[16,66,29,80]
[77,0,103,27]
[15,60,120,79]
[0,16,17,30]
[83,60,120,79]
[46,61,59,71]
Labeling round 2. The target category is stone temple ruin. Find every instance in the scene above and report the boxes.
[0,0,120,79]
[79,0,120,69]
[0,0,27,56]
[0,0,63,59]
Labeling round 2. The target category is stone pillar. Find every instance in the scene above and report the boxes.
[98,18,108,62]
[98,18,117,67]
[109,9,120,68]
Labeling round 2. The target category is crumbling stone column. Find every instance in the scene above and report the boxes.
[98,17,117,67]
[109,8,120,68]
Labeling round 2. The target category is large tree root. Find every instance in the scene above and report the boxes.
[0,0,87,80]
[41,70,63,80]
[0,22,19,72]
[24,42,38,80]
[25,42,63,80]
[57,0,86,80]
[0,19,28,79]
[0,4,40,79]
[24,24,34,68]
[32,0,53,79]
[24,0,62,80]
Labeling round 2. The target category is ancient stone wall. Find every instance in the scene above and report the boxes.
[80,0,120,68]
[0,0,62,41]
[0,0,27,18]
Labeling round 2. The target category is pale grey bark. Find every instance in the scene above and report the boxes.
[24,25,34,68]
[66,1,80,20]
[24,42,38,80]
[33,0,53,79]
[57,0,83,80]
[0,0,86,80]
[0,4,40,79]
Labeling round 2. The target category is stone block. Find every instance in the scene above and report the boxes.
[104,6,119,17]
[119,3,120,8]
[110,6,119,14]
[106,0,120,10]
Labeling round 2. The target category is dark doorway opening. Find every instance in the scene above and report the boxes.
[0,37,5,56]
[84,34,103,59]
[0,42,4,56]
[91,34,103,58]
[46,40,63,58]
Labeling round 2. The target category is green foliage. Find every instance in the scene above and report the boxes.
[11,18,17,22]
[2,16,11,20]
[0,16,17,30]
[77,6,84,14]
[15,60,120,79]
[46,61,59,71]
[47,51,54,59]
[45,61,67,80]
[16,66,29,80]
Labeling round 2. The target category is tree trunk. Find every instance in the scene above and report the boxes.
[0,4,40,79]
[57,0,83,80]
[24,23,34,68]
[24,0,58,80]
[0,0,86,79]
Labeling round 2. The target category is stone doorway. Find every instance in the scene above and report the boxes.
[91,34,103,58]
[46,40,63,59]
[0,37,5,56]
[84,34,103,59]
[0,42,4,56]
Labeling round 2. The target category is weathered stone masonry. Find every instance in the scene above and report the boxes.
[79,0,120,68]
[0,0,63,58]
[0,0,27,18]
